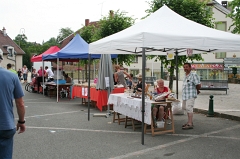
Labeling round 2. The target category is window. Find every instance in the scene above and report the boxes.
[215,22,227,59]
[132,55,138,63]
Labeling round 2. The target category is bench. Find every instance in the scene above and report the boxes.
[132,76,157,85]
[200,80,229,94]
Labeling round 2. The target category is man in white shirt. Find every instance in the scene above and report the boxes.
[44,66,54,82]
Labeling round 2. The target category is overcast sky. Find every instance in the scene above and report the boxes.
[1,0,223,44]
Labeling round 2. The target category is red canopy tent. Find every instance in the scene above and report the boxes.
[31,46,60,62]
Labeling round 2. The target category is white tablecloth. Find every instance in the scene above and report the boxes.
[108,93,154,125]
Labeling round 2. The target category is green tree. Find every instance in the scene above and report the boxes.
[227,0,240,34]
[95,10,136,66]
[57,27,74,43]
[146,0,215,90]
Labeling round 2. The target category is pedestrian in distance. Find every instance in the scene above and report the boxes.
[182,63,201,130]
[7,63,17,74]
[22,65,28,84]
[17,68,22,80]
[0,52,26,159]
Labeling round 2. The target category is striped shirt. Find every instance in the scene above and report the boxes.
[182,72,200,100]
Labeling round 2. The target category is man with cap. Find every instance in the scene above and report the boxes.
[7,63,17,74]
[0,52,26,158]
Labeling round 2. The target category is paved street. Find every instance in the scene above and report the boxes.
[13,82,240,159]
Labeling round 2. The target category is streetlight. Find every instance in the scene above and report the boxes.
[19,28,25,47]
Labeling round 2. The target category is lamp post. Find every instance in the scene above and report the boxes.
[19,28,25,47]
[18,28,25,70]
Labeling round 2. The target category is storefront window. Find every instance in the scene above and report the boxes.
[191,63,227,80]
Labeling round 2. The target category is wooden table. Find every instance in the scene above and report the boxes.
[144,101,175,136]
[45,82,73,100]
[108,93,175,136]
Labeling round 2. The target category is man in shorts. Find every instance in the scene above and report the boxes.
[182,63,201,130]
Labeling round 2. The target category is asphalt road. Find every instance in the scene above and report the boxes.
[12,84,240,159]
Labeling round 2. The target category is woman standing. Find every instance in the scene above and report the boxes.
[22,65,28,84]
[114,65,131,88]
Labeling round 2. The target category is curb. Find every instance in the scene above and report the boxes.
[194,108,240,121]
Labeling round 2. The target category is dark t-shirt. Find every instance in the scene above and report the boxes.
[17,70,21,77]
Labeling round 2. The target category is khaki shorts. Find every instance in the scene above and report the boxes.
[182,98,195,113]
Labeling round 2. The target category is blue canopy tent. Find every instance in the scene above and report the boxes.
[42,34,117,60]
[42,34,117,120]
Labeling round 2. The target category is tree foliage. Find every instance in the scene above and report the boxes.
[94,10,137,66]
[227,0,240,34]
[14,34,59,70]
[56,27,74,43]
[146,0,215,90]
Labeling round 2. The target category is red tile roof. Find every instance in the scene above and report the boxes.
[0,28,25,55]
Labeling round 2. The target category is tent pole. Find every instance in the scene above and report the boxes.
[57,58,59,102]
[141,48,146,145]
[175,51,179,99]
[78,63,80,83]
[42,61,45,96]
[88,54,91,121]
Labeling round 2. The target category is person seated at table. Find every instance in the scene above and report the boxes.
[152,79,170,126]
[64,73,72,83]
[133,74,147,93]
[114,65,131,88]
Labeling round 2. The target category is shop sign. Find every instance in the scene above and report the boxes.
[191,64,223,70]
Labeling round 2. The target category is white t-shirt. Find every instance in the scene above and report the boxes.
[46,69,54,78]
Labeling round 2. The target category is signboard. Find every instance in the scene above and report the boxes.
[191,64,224,70]
[224,58,240,61]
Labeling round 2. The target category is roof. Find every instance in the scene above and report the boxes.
[210,0,231,15]
[59,21,98,48]
[0,29,25,55]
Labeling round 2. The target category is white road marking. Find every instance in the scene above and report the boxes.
[26,126,140,134]
[16,111,82,119]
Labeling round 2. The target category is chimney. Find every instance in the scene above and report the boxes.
[221,1,227,8]
[85,19,89,26]
[2,27,7,36]
[109,10,114,18]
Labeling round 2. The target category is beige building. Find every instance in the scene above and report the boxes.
[0,27,25,70]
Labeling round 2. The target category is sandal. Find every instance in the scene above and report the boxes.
[182,124,193,130]
[182,123,194,128]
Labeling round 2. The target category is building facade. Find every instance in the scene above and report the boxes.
[0,27,25,70]
[123,0,238,81]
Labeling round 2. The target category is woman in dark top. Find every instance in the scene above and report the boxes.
[133,74,147,92]
[17,69,22,80]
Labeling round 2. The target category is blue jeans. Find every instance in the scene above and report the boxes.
[0,128,16,159]
[23,74,27,81]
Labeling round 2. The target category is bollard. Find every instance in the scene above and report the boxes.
[207,95,214,117]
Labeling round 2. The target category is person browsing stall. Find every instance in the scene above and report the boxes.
[182,63,201,130]
[37,66,46,93]
[152,79,170,126]
[114,65,131,88]
[44,66,54,82]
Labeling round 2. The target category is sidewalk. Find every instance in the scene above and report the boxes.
[164,80,240,121]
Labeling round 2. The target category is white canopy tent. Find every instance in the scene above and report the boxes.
[89,5,240,145]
